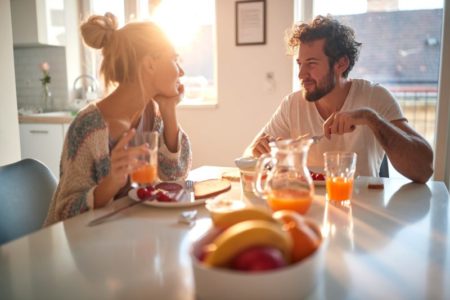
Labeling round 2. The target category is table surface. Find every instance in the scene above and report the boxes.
[1,166,449,300]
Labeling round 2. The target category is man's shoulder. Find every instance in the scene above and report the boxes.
[283,90,304,103]
[352,78,389,92]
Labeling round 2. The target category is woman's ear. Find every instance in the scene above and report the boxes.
[142,55,156,75]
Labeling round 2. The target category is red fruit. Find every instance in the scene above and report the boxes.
[146,185,155,192]
[230,246,287,272]
[156,191,173,202]
[137,188,148,200]
[315,173,325,181]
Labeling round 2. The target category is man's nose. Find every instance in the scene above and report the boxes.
[298,65,308,80]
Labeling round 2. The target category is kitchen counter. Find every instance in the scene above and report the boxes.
[18,112,75,124]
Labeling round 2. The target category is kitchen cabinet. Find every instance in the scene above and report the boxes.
[11,0,65,46]
[19,123,65,177]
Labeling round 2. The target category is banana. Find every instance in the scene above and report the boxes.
[203,220,293,267]
[212,206,275,229]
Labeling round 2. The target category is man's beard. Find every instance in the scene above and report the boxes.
[302,70,336,102]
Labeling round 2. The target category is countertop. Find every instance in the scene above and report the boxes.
[18,113,75,124]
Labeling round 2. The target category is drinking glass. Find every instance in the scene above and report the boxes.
[323,151,357,204]
[130,131,159,187]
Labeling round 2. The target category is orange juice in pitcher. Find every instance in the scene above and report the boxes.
[267,188,313,214]
[253,138,315,215]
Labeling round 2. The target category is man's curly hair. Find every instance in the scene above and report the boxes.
[287,15,362,78]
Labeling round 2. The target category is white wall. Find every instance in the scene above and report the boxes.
[0,0,21,165]
[177,0,294,168]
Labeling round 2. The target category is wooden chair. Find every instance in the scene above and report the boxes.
[0,159,57,245]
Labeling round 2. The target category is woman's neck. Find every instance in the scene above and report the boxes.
[97,82,154,139]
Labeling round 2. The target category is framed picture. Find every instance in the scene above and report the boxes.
[235,0,266,46]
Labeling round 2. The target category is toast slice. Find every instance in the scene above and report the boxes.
[221,170,241,182]
[194,179,232,199]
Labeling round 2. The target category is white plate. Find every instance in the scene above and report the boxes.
[309,166,326,187]
[313,179,326,186]
[128,183,207,208]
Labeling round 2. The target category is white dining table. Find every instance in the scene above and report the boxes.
[1,166,449,300]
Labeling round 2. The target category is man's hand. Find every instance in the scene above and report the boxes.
[323,108,373,138]
[251,133,275,157]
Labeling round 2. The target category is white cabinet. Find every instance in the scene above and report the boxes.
[10,0,65,46]
[19,123,65,177]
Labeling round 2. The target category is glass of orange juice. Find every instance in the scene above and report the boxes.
[130,131,159,188]
[324,152,357,204]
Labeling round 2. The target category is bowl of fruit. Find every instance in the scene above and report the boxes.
[191,207,325,300]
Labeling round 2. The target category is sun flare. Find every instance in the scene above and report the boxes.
[151,0,214,50]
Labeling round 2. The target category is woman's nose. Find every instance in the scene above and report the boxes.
[178,64,185,77]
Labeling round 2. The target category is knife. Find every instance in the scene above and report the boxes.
[88,195,155,227]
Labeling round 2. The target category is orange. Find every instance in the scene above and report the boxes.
[272,210,321,263]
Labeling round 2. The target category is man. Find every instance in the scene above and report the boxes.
[246,15,433,183]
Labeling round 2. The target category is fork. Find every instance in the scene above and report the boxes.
[185,180,195,202]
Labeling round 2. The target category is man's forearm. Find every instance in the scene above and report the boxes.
[366,111,433,183]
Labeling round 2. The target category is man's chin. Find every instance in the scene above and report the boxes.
[303,90,322,102]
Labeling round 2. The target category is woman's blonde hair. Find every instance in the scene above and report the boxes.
[80,12,171,88]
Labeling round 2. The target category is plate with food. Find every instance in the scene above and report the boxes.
[128,179,232,208]
[309,168,326,186]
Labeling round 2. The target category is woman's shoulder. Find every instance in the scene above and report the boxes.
[70,103,106,132]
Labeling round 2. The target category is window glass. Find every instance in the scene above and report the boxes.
[311,0,444,148]
[141,0,217,105]
[295,0,444,177]
[87,0,217,105]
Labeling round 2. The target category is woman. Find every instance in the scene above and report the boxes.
[44,13,192,225]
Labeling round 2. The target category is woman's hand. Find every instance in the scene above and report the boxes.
[109,129,150,187]
[154,84,185,113]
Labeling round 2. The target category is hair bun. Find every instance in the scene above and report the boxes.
[81,12,119,49]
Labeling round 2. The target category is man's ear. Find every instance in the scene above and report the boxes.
[335,56,350,76]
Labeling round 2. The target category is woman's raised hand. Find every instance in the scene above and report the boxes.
[154,84,185,111]
[109,129,149,188]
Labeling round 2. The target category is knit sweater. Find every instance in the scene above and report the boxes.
[44,102,192,226]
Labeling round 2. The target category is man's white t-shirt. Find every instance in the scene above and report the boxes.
[263,79,406,177]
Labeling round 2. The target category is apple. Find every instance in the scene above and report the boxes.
[230,246,287,272]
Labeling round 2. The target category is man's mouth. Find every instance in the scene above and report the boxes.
[301,80,316,89]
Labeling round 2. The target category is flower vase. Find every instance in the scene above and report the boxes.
[40,84,54,112]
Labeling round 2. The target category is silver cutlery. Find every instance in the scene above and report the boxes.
[185,180,195,202]
[88,195,155,226]
[178,210,198,225]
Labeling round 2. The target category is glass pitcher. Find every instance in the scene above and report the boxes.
[253,138,314,214]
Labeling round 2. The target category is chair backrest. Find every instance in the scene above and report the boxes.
[379,155,390,178]
[0,158,57,245]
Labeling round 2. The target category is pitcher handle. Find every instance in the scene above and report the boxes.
[253,154,273,199]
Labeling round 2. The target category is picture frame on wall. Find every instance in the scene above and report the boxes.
[235,0,266,46]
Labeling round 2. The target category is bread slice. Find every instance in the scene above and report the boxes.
[221,170,241,182]
[194,179,232,199]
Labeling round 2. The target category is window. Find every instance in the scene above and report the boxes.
[295,0,444,177]
[82,0,217,106]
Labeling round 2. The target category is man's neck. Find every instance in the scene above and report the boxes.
[315,78,352,120]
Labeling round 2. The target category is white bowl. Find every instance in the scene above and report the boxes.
[191,225,326,300]
[234,156,257,171]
